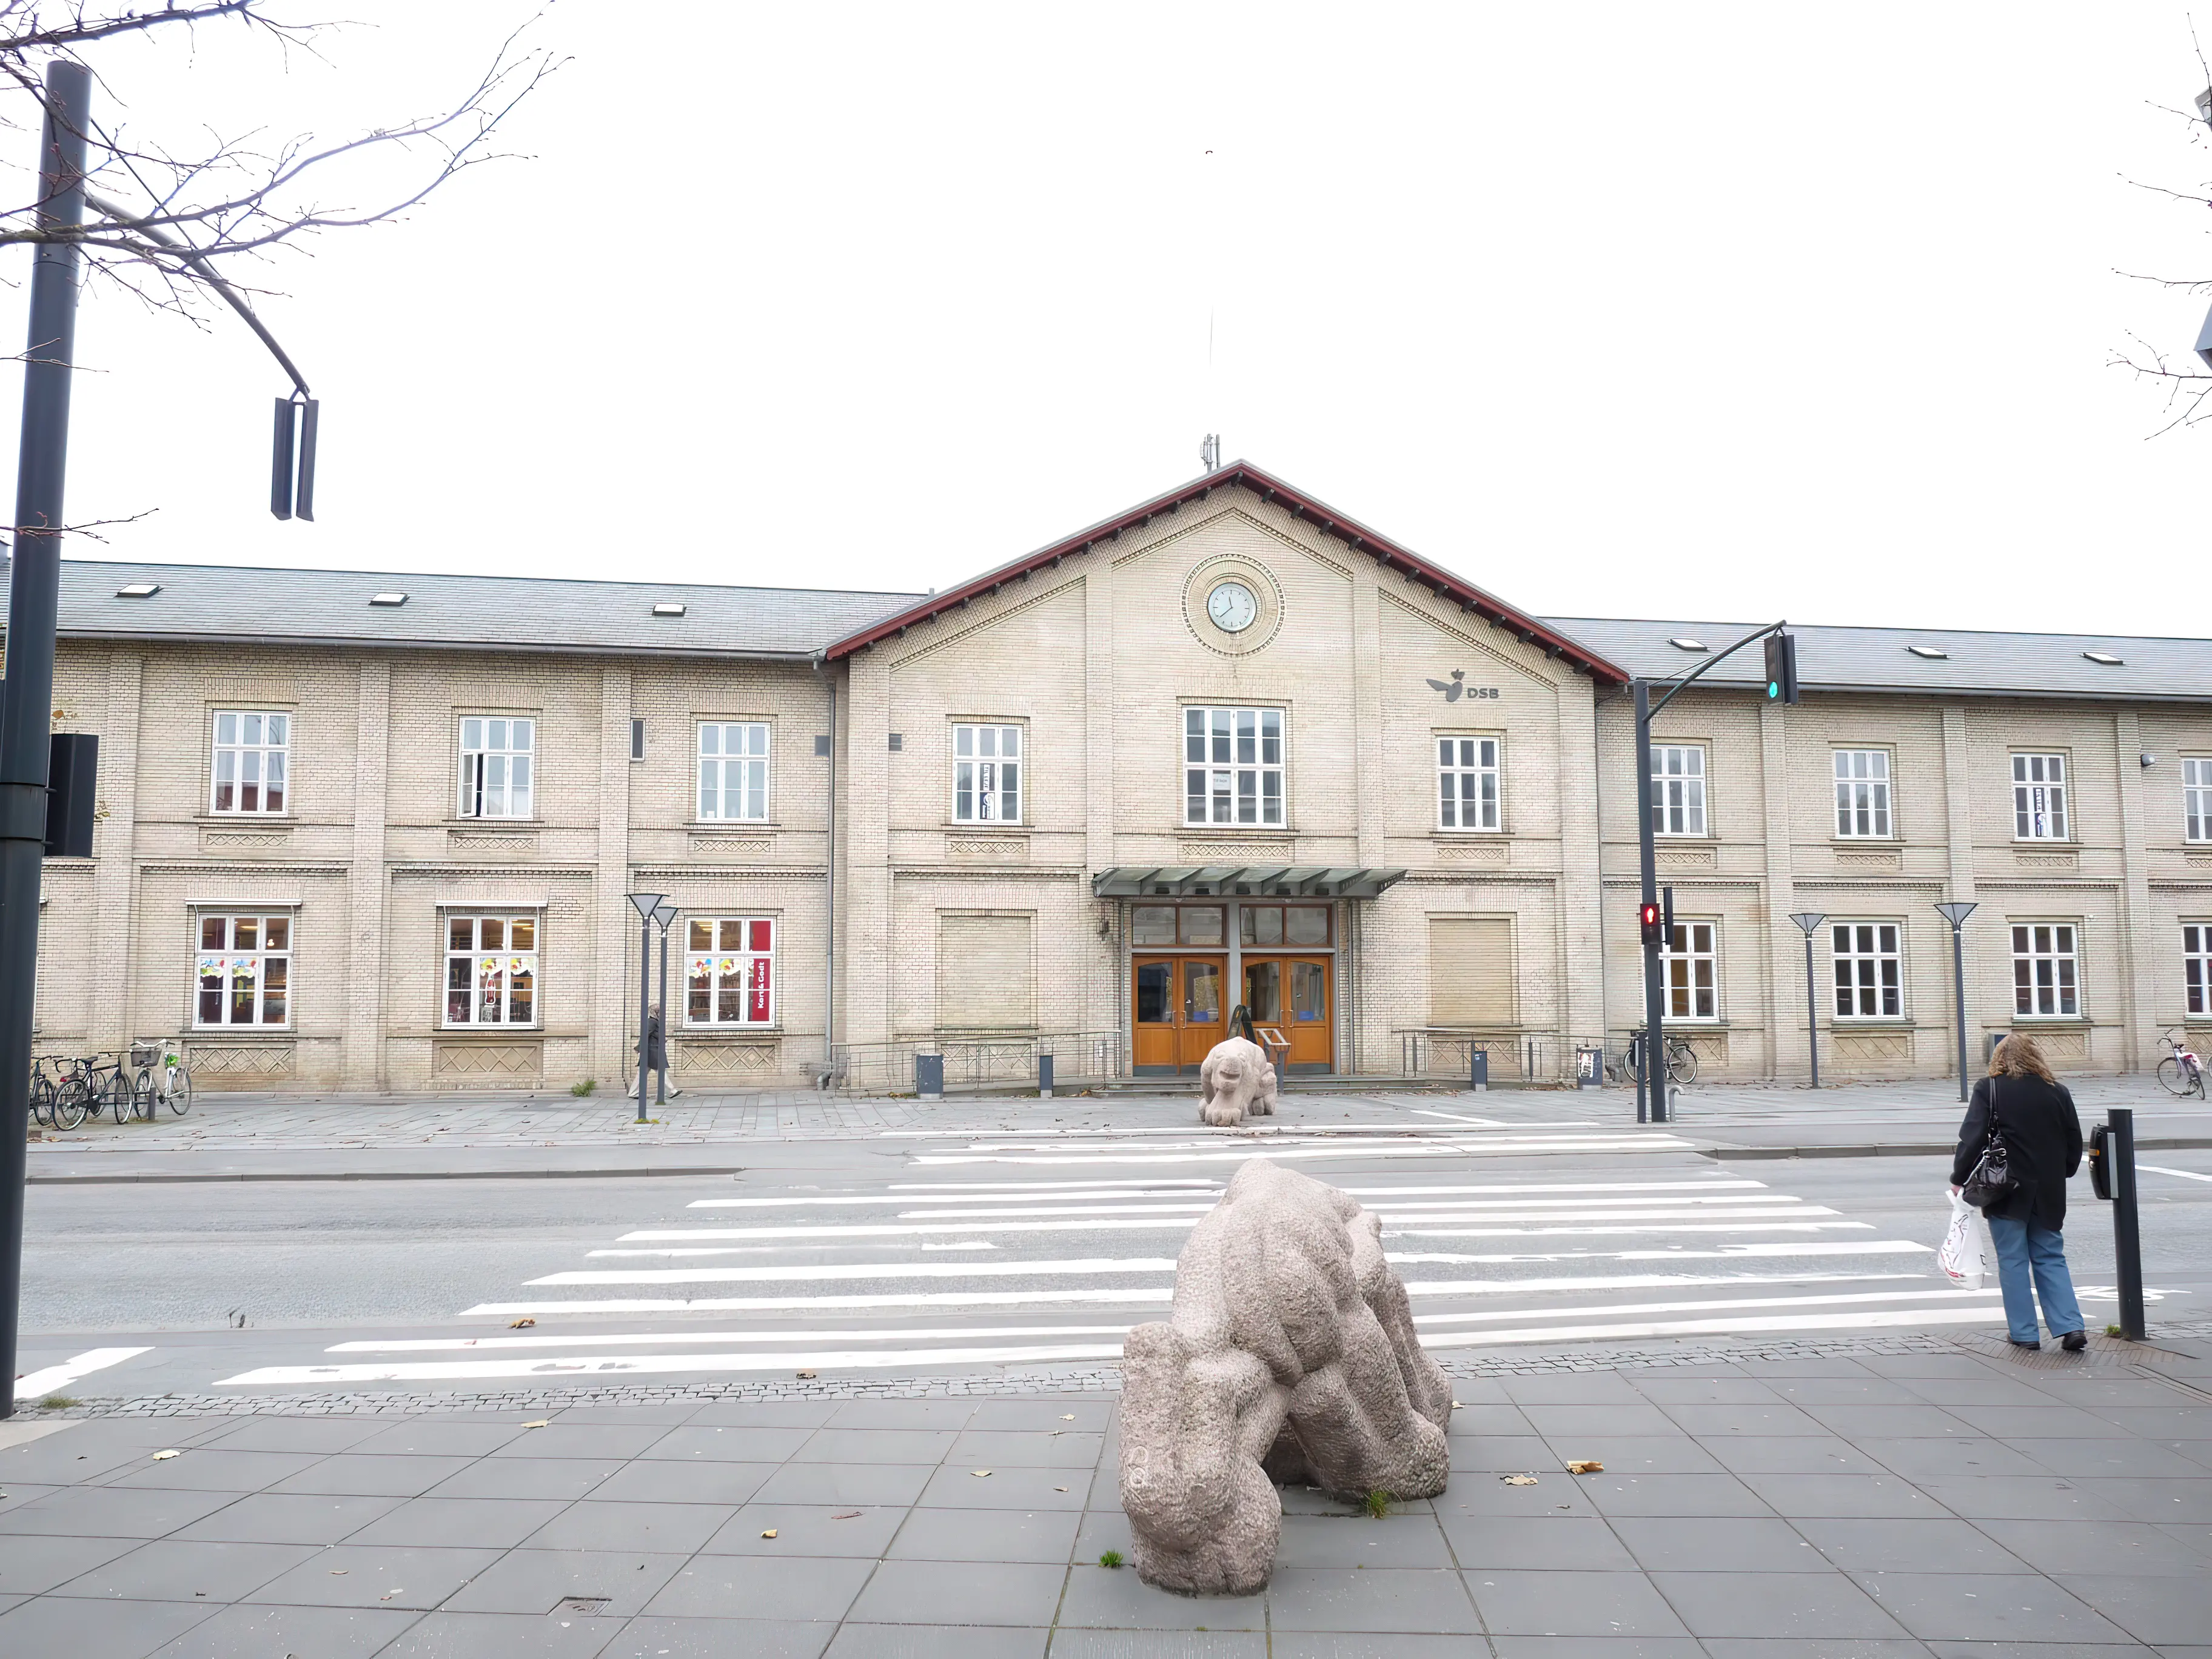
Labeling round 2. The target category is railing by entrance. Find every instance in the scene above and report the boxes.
[1395,1028,1606,1087]
[825,1030,1128,1095]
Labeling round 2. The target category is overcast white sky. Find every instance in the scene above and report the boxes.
[16,3,2211,634]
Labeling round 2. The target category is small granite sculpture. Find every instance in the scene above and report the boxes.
[1198,1035,1278,1127]
[1118,1159,1453,1595]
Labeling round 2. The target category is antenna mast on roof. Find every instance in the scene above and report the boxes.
[1199,434,1221,474]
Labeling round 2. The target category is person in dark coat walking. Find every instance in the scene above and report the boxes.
[1951,1033,2085,1351]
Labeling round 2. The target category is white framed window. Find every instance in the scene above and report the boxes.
[457,716,534,819]
[444,913,537,1027]
[2012,752,2068,840]
[210,710,289,815]
[2184,759,2212,843]
[1833,749,1892,838]
[953,724,1021,823]
[685,916,775,1025]
[1831,922,1902,1019]
[1650,744,1706,837]
[2011,922,2079,1018]
[1437,736,1500,831]
[1660,920,1718,1021]
[2185,924,2212,1017]
[195,913,290,1027]
[1183,706,1284,826]
[698,722,769,822]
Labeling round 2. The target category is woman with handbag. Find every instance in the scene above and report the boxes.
[1950,1034,2086,1352]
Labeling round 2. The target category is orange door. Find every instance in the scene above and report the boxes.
[1133,957,1178,1074]
[1244,956,1332,1073]
[1179,957,1226,1069]
[1131,955,1227,1075]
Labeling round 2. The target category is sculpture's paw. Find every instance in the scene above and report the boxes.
[1200,1100,1246,1127]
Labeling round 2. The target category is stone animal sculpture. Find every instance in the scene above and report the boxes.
[1198,1035,1278,1127]
[1118,1159,1453,1595]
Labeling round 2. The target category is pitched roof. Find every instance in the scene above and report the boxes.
[822,460,1633,685]
[1545,616,2212,703]
[3,559,919,660]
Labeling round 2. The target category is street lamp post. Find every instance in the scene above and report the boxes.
[1788,912,1827,1088]
[626,892,666,1123]
[1934,901,1979,1104]
[652,899,678,1105]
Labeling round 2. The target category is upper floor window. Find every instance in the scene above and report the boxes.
[2013,752,2067,840]
[1438,736,1500,832]
[457,717,534,819]
[698,722,768,822]
[1650,745,1706,837]
[1184,706,1282,826]
[2185,758,2212,843]
[210,710,288,815]
[1832,922,1901,1019]
[1833,749,1892,838]
[953,724,1021,823]
[1655,920,1718,1020]
[2011,922,2078,1018]
[445,913,537,1027]
[195,913,289,1027]
[686,916,774,1025]
[2185,923,2212,1017]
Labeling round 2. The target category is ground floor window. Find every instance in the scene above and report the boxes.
[196,913,290,1027]
[2011,922,2078,1018]
[2185,924,2212,1016]
[1831,922,1902,1019]
[1660,921,1718,1020]
[446,913,537,1025]
[688,916,773,1024]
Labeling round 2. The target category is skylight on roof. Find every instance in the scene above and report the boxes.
[1906,644,1947,660]
[115,582,160,598]
[1667,637,1708,652]
[369,592,407,606]
[652,602,687,617]
[2083,650,2124,666]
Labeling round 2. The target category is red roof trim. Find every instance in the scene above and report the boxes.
[822,461,1630,685]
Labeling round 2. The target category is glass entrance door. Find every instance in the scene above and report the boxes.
[1131,955,1227,1075]
[1242,955,1332,1072]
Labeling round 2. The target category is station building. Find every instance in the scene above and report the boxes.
[14,461,2212,1093]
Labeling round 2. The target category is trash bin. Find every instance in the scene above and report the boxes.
[1575,1045,1603,1088]
[916,1052,944,1101]
[1038,1053,1054,1099]
[1469,1048,1489,1091]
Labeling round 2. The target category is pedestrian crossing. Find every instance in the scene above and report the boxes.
[215,1120,2001,1389]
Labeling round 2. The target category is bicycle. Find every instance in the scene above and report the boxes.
[1603,1030,1698,1088]
[130,1042,192,1118]
[41,1054,94,1130]
[2157,1030,2205,1099]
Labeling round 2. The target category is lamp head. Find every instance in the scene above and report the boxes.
[1788,911,1826,936]
[652,900,679,929]
[1934,900,1978,928]
[627,891,668,920]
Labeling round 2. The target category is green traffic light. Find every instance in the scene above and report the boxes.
[1766,682,1780,698]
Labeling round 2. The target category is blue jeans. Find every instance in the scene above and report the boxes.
[1985,1213,2083,1342]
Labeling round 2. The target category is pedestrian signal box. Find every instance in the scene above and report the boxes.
[1638,900,1662,944]
[1763,632,1800,704]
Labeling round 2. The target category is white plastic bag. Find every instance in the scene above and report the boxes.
[1938,1190,1984,1291]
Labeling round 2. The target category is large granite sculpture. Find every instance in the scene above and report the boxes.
[1198,1035,1278,1127]
[1117,1159,1453,1595]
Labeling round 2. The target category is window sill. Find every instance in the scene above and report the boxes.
[1832,1019,1912,1028]
[944,822,1028,832]
[1178,825,1296,837]
[1432,828,1507,839]
[2007,1015,2086,1024]
[448,819,543,829]
[1830,837,1900,846]
[189,1028,293,1037]
[689,821,780,832]
[198,814,293,825]
[679,1026,782,1036]
[437,1027,545,1037]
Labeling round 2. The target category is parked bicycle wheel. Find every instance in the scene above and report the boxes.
[167,1065,192,1116]
[132,1067,157,1120]
[51,1076,89,1130]
[1666,1041,1698,1086]
[2159,1054,2190,1096]
[106,1068,135,1125]
[28,1070,52,1128]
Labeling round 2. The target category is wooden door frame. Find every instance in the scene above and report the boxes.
[1241,953,1333,1074]
[1130,952,1226,1077]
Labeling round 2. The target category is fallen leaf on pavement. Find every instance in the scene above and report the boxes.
[760,1529,777,1538]
[329,1570,348,1576]
[1452,1400,1464,1409]
[150,1450,181,1461]
[1567,1461,1604,1474]
[1501,1475,1538,1486]
[1053,1486,1068,1493]
[1061,1414,1075,1421]
[796,1370,817,1379]
[520,1420,551,1430]
[970,1469,991,1478]
[832,1512,861,1521]
[509,1318,535,1329]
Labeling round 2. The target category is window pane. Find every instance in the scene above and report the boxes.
[1286,907,1329,945]
[1179,907,1225,946]
[481,917,504,950]
[511,917,534,950]
[1255,907,1284,945]
[201,917,227,950]
[265,916,289,950]
[750,919,771,953]
[1132,907,1176,947]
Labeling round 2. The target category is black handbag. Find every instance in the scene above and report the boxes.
[1961,1079,2017,1210]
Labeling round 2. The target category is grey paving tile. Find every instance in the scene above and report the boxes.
[1435,1468,1598,1517]
[947,1430,1103,1468]
[195,1418,392,1455]
[962,1398,1114,1432]
[752,1461,937,1507]
[1737,1473,1952,1519]
[642,1553,874,1619]
[917,1463,1085,1511]
[1857,1354,2004,1378]
[684,1399,840,1429]
[1578,1472,1775,1517]
[825,1626,1048,1659]
[1852,1438,2051,1480]
[488,1424,672,1461]
[381,1609,627,1657]
[1464,1567,1691,1637]
[105,1449,329,1492]
[883,1504,1080,1563]
[148,1601,423,1657]
[1697,1436,1889,1475]
[848,1558,1065,1624]
[2154,1519,2212,1562]
[1520,1404,1682,1438]
[1923,1646,2141,1659]
[0,1481,59,1518]
[1499,1373,1645,1404]
[1848,1571,2133,1643]
[524,1499,734,1553]
[1797,1517,2035,1574]
[705,1503,907,1558]
[1047,1633,1265,1659]
[345,1495,575,1550]
[543,1404,701,1426]
[0,1432,183,1484]
[2070,1476,2212,1523]
[581,1458,775,1505]
[1266,1565,1481,1633]
[1648,1570,1909,1639]
[443,1547,689,1616]
[267,1454,475,1498]
[1443,1403,1537,1435]
[1451,1436,1566,1473]
[421,1456,619,1501]
[340,1420,531,1458]
[1273,1513,1456,1569]
[1071,1507,1136,1564]
[1610,1515,1829,1573]
[1489,1641,1708,1659]
[1628,1376,1787,1405]
[1442,1514,1636,1570]
[1700,1643,1933,1658]
[1798,1404,1980,1439]
[0,1594,216,1658]
[825,1399,976,1430]
[169,1492,406,1545]
[1954,1404,2138,1438]
[0,1530,147,1594]
[603,1615,833,1656]
[0,1481,240,1538]
[1975,1517,2210,1576]
[1765,1378,1927,1406]
[639,1424,815,1462]
[245,1543,504,1610]
[50,1538,317,1602]
[2098,1407,2212,1440]
[794,1427,960,1465]
[1657,1401,1830,1437]
[2018,1438,2212,1478]
[1056,1562,1266,1629]
[1535,1435,1724,1475]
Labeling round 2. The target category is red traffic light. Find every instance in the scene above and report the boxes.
[1638,900,1662,943]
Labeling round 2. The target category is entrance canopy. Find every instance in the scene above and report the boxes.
[1091,865,1407,900]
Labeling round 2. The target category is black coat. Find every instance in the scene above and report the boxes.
[1951,1073,2082,1228]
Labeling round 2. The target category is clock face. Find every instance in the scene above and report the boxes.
[1207,580,1258,633]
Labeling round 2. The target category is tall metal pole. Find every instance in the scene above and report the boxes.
[654,920,669,1105]
[635,914,652,1123]
[0,62,90,1421]
[1803,929,1820,1089]
[1951,923,1969,1104]
[2110,1106,2147,1341]
[1633,680,1666,1124]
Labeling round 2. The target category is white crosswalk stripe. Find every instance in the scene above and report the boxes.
[216,1123,2006,1389]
